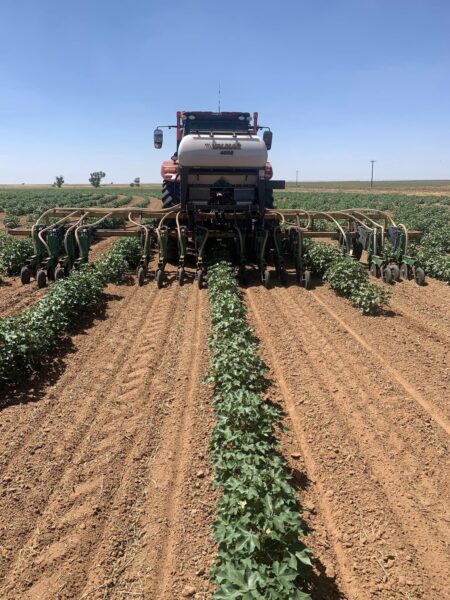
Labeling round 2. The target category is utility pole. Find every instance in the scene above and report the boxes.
[370,160,376,188]
[296,170,299,186]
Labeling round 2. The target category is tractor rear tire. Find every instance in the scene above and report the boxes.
[162,180,180,209]
[166,237,179,262]
[20,266,31,285]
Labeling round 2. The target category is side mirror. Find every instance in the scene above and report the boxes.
[154,128,163,149]
[263,130,272,150]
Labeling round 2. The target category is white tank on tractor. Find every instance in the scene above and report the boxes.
[178,132,268,169]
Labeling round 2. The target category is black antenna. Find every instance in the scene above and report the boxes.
[218,82,221,113]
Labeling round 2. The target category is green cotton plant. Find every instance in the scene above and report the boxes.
[324,255,390,314]
[0,235,33,276]
[303,242,390,314]
[0,237,141,387]
[206,260,312,599]
[303,241,340,276]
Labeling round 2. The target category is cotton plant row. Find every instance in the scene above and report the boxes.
[206,261,312,599]
[305,242,390,314]
[0,237,141,387]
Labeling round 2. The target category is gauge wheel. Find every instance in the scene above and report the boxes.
[47,265,55,281]
[197,269,204,289]
[55,267,65,280]
[137,266,145,286]
[36,269,47,288]
[155,269,164,289]
[304,270,311,289]
[400,263,409,280]
[414,267,425,286]
[20,266,31,285]
[383,266,393,284]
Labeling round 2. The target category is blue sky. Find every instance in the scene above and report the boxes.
[0,0,449,183]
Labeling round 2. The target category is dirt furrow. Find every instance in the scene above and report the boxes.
[0,276,217,600]
[284,288,449,536]
[105,288,218,600]
[246,286,449,600]
[0,281,178,597]
[0,273,155,463]
[309,285,450,430]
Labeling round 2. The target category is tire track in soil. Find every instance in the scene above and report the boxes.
[0,265,153,463]
[309,286,450,431]
[0,274,183,598]
[79,287,218,600]
[0,238,114,318]
[0,277,217,600]
[246,286,449,600]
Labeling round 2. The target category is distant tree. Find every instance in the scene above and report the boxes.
[54,175,64,188]
[134,177,141,187]
[89,171,106,187]
[130,182,135,187]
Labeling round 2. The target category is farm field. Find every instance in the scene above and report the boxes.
[0,185,449,599]
[285,180,450,194]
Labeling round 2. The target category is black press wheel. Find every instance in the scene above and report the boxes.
[20,266,31,285]
[280,268,288,286]
[414,267,425,286]
[391,264,400,281]
[177,267,185,286]
[263,269,271,289]
[47,265,55,281]
[155,269,164,289]
[400,263,409,281]
[55,267,65,280]
[304,269,311,289]
[370,263,378,278]
[137,266,145,286]
[383,266,393,285]
[238,267,248,286]
[36,269,47,288]
[197,269,204,289]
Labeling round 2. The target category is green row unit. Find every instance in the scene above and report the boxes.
[21,224,95,288]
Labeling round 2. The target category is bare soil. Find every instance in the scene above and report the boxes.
[245,277,450,600]
[0,263,217,599]
[0,267,448,599]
